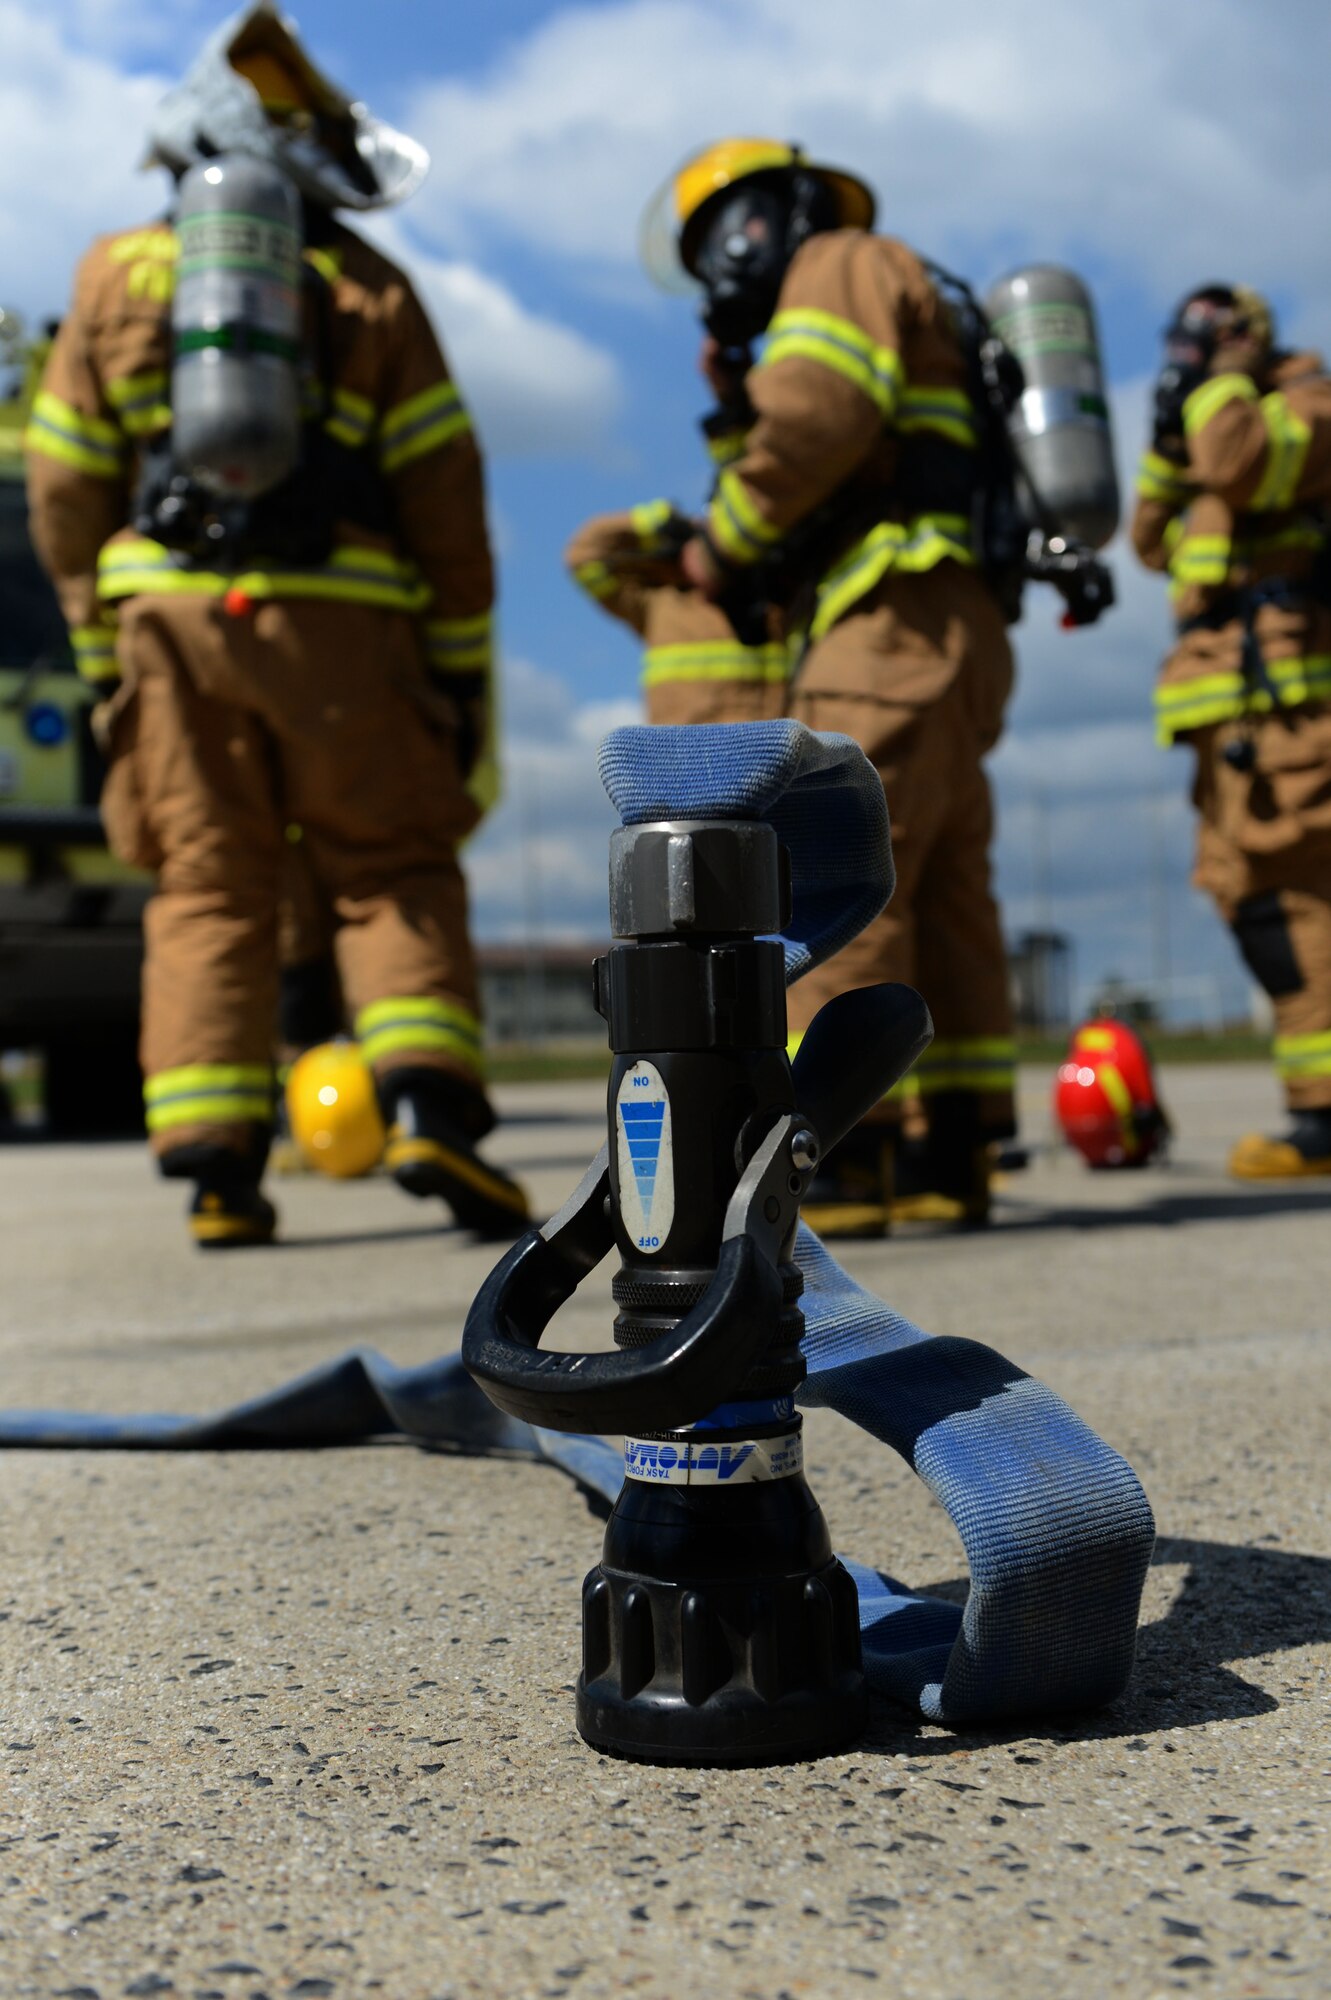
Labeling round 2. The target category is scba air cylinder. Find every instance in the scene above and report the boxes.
[984,265,1120,550]
[172,155,304,500]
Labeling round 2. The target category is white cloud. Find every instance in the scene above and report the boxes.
[39,0,206,61]
[364,217,624,458]
[407,0,1331,325]
[466,656,637,940]
[0,5,170,322]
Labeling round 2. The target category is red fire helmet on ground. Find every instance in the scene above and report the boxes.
[1053,1019,1169,1168]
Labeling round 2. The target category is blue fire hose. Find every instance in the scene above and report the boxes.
[0,723,1154,1726]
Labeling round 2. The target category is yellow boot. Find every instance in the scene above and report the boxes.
[1229,1110,1331,1180]
[799,1125,893,1239]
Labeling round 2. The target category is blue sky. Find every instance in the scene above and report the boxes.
[7,0,1331,1022]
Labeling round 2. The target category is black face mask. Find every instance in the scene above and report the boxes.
[1151,287,1241,446]
[1164,292,1235,373]
[691,186,793,347]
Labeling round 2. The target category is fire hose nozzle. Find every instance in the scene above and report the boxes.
[462,808,930,1765]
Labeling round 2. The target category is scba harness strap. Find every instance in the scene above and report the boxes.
[0,722,1154,1727]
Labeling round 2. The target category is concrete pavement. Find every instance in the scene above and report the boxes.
[1,1062,1328,1999]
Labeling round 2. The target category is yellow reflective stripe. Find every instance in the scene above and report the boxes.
[641,642,789,688]
[71,624,118,685]
[144,1064,273,1100]
[104,370,170,437]
[1153,655,1331,741]
[24,392,125,478]
[107,227,178,266]
[708,469,784,566]
[98,544,220,598]
[304,244,343,287]
[916,1037,1016,1093]
[1183,372,1259,438]
[1265,654,1331,705]
[1250,392,1312,511]
[571,559,617,602]
[1164,520,1325,593]
[1135,450,1191,506]
[356,996,482,1036]
[424,611,493,674]
[1229,522,1326,563]
[705,428,748,466]
[811,514,974,636]
[380,381,470,474]
[143,1063,272,1133]
[1168,533,1231,588]
[761,309,904,420]
[1274,1031,1331,1077]
[97,538,430,612]
[916,1070,1016,1094]
[1094,1062,1136,1148]
[355,996,484,1075]
[919,1037,1016,1061]
[898,385,978,450]
[146,1095,272,1132]
[325,385,376,449]
[1156,670,1245,710]
[630,499,674,542]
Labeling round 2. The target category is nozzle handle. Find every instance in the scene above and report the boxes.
[791,982,933,1154]
[462,1115,810,1434]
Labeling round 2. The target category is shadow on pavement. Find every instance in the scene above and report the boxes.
[861,1535,1330,1751]
[991,1186,1331,1232]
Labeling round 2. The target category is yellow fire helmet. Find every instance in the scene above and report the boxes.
[145,2,429,212]
[286,1041,386,1179]
[640,137,876,294]
[1230,284,1276,355]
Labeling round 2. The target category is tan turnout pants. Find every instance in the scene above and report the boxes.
[1189,707,1331,1110]
[788,565,1017,1134]
[100,595,487,1158]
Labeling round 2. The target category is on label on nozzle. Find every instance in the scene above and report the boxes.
[615,1060,675,1254]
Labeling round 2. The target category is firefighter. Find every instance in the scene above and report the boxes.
[639,139,1017,1232]
[565,341,789,723]
[1133,285,1331,1178]
[25,2,528,1245]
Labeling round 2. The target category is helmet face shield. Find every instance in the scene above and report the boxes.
[145,1,429,211]
[638,172,704,296]
[639,137,875,296]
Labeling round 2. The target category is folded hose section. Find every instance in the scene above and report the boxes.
[0,722,1155,1726]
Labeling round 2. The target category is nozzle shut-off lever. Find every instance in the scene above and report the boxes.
[463,814,931,1765]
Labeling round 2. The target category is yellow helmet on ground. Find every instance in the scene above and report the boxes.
[286,1041,385,1179]
[640,137,876,293]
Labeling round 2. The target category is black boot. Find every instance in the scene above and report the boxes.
[379,1069,530,1239]
[892,1091,993,1226]
[160,1132,277,1249]
[799,1120,894,1238]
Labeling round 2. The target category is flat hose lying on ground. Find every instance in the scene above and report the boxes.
[0,723,1155,1726]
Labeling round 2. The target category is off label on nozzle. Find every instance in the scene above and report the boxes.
[615,1061,675,1255]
